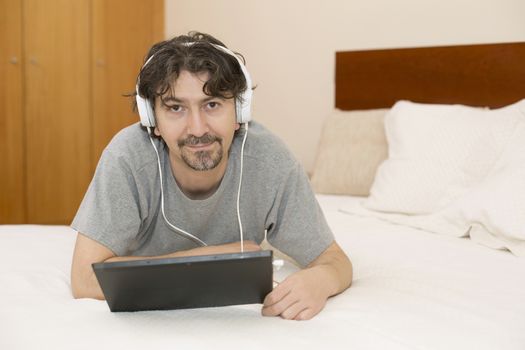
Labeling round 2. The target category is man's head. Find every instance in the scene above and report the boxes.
[135,32,251,172]
[135,31,250,124]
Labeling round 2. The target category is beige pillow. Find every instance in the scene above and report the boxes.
[311,109,388,196]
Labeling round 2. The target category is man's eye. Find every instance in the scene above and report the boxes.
[169,105,182,112]
[207,101,219,109]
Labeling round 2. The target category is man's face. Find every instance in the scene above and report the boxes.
[154,70,240,171]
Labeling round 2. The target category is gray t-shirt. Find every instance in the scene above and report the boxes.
[71,121,333,267]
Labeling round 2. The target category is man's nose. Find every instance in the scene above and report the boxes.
[186,108,208,137]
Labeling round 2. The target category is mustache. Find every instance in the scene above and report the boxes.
[178,134,222,147]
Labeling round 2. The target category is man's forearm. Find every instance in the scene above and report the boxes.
[307,242,353,296]
[105,241,260,263]
[72,241,261,300]
[71,265,106,300]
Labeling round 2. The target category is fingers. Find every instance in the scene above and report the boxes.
[262,291,315,320]
[262,290,311,320]
[294,308,316,321]
[263,277,292,307]
[261,287,293,316]
[261,269,330,321]
[262,282,310,320]
[280,302,308,320]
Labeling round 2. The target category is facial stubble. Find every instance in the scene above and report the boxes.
[178,134,224,171]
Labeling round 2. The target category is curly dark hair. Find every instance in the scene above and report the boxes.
[134,31,249,110]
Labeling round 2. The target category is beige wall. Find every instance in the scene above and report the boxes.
[165,0,525,172]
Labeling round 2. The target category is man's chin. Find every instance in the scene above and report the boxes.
[182,151,223,171]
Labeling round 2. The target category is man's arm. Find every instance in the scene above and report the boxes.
[70,233,261,300]
[261,241,352,320]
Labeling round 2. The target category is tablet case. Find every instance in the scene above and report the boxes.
[92,250,273,312]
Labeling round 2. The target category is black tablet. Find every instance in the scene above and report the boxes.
[92,250,273,312]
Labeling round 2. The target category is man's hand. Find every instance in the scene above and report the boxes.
[261,242,352,321]
[261,266,333,320]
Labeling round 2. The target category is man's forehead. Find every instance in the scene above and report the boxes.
[173,70,210,84]
[158,70,209,99]
[160,95,221,104]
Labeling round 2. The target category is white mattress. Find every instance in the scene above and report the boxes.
[1,194,524,350]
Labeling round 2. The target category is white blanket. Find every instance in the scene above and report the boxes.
[1,195,524,350]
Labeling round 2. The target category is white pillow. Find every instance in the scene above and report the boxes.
[500,98,525,114]
[453,118,525,256]
[364,100,522,214]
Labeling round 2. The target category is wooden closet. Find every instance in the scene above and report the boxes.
[0,0,164,224]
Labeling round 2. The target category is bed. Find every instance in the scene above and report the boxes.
[2,42,525,349]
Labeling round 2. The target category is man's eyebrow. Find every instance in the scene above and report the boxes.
[161,96,184,103]
[161,96,225,104]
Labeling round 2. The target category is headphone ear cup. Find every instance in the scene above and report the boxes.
[136,93,156,127]
[235,101,244,123]
[236,89,252,123]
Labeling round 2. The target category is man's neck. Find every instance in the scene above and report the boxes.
[168,154,229,200]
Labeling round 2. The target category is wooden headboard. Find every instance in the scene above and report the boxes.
[335,42,525,110]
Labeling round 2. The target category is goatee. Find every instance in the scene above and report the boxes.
[178,134,223,171]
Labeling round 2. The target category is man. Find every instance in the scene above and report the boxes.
[71,32,352,320]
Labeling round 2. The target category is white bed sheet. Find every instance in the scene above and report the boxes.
[1,195,524,350]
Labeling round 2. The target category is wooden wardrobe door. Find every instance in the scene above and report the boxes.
[0,0,25,223]
[91,0,164,165]
[24,0,92,224]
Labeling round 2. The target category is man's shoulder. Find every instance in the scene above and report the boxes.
[238,121,299,170]
[108,122,147,146]
[102,122,156,170]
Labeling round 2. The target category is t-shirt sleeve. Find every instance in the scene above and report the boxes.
[71,149,143,256]
[266,162,334,267]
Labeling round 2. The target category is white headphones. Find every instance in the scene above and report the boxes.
[135,42,253,127]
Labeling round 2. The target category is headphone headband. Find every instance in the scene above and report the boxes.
[135,42,253,128]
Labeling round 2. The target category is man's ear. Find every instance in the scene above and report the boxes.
[235,123,241,131]
[154,126,161,137]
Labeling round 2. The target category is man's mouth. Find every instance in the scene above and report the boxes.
[185,142,215,150]
[178,134,222,150]
[178,134,224,171]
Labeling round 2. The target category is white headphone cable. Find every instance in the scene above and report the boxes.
[147,124,249,251]
[147,127,208,247]
[236,122,249,253]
